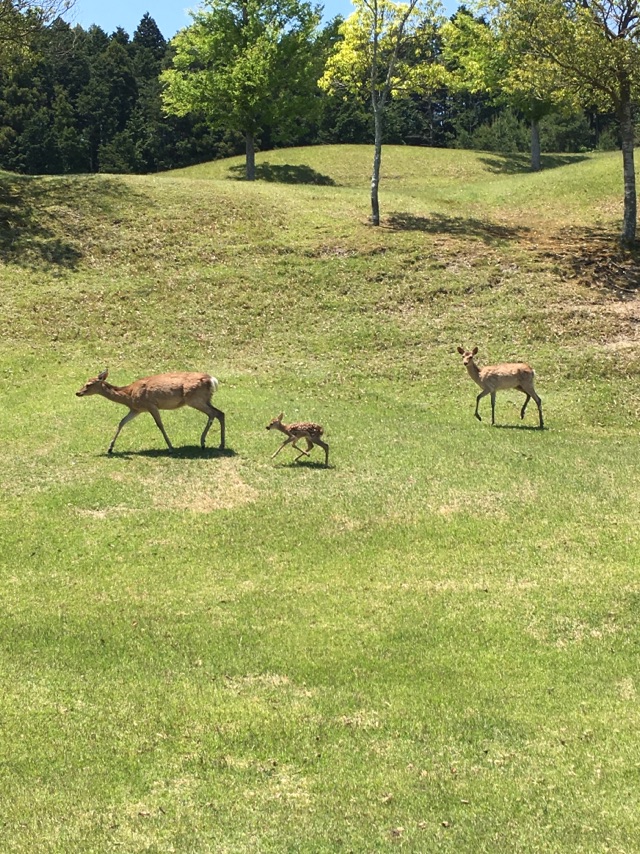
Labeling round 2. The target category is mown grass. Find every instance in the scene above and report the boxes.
[0,146,639,852]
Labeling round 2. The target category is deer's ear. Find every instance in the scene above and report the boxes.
[472,347,478,356]
[277,412,284,421]
[457,346,464,354]
[98,369,108,381]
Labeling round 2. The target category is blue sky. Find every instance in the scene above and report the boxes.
[70,0,460,40]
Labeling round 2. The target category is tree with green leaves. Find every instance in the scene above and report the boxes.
[161,0,323,181]
[0,0,73,61]
[489,0,640,243]
[320,0,444,225]
[442,7,565,171]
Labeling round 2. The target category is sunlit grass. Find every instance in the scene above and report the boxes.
[0,146,639,852]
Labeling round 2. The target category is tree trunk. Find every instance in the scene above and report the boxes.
[530,118,541,172]
[619,85,637,245]
[245,132,255,181]
[370,106,383,226]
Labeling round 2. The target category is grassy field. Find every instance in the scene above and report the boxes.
[1,145,639,853]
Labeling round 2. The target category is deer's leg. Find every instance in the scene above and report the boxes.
[475,389,490,421]
[490,392,497,425]
[293,438,313,462]
[531,391,544,429]
[190,402,225,449]
[108,409,139,454]
[272,436,294,458]
[516,385,531,420]
[216,408,225,448]
[148,406,174,451]
[315,439,330,466]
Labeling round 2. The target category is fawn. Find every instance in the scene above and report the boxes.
[266,413,329,465]
[76,369,225,453]
[457,346,544,428]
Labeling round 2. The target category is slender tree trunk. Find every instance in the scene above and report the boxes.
[530,118,541,172]
[245,132,255,181]
[619,83,637,245]
[241,4,255,181]
[370,105,383,226]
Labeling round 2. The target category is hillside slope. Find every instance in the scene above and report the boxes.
[0,144,639,853]
[1,146,638,381]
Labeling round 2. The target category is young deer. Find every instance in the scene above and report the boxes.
[76,370,225,453]
[266,413,329,466]
[457,346,544,429]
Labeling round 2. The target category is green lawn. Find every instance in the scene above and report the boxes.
[0,145,639,852]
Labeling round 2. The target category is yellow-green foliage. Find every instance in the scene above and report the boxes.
[319,0,445,97]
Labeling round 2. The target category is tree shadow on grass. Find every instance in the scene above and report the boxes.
[0,175,81,268]
[104,446,237,460]
[534,224,640,296]
[478,152,589,174]
[227,162,336,185]
[386,211,529,243]
[0,172,140,269]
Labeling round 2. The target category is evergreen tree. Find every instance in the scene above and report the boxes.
[76,35,137,171]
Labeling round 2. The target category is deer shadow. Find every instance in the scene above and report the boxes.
[492,424,545,431]
[278,459,331,469]
[103,446,237,460]
[227,162,336,185]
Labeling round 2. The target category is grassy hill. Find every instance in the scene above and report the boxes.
[0,145,639,852]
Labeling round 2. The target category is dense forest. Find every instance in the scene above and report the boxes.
[0,8,622,176]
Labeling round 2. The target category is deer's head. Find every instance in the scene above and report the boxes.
[76,369,109,397]
[457,346,478,368]
[266,413,285,431]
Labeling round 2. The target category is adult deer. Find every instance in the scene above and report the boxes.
[76,370,225,453]
[457,346,544,429]
[266,413,329,466]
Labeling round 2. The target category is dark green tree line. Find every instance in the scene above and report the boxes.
[0,4,623,177]
[0,12,239,174]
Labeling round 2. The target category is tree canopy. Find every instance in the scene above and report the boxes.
[488,0,640,240]
[161,0,324,180]
[0,0,72,59]
[320,0,444,224]
[0,3,624,180]
[442,7,567,170]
